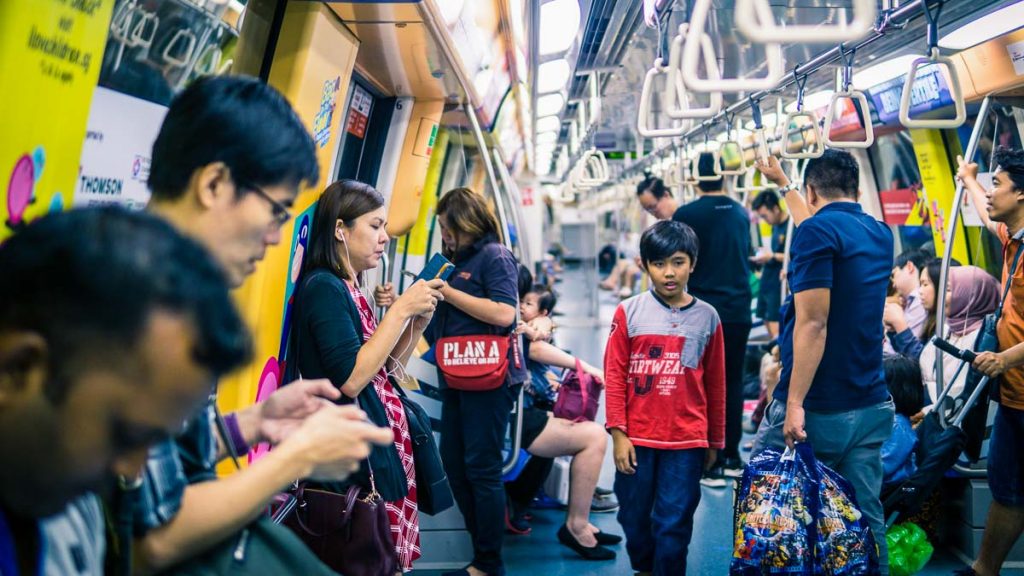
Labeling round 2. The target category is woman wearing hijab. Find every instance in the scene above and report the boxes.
[918,265,1000,409]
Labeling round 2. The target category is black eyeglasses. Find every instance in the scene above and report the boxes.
[241,182,292,227]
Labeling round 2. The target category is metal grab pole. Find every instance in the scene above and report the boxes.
[934,96,992,400]
[464,102,512,251]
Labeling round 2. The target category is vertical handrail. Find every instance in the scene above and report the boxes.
[464,103,512,251]
[934,96,992,396]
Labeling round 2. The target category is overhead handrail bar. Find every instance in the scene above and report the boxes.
[934,96,992,397]
[782,68,825,159]
[823,45,875,149]
[665,24,723,119]
[735,0,876,44]
[718,114,747,176]
[637,58,690,138]
[681,0,785,93]
[651,0,932,148]
[899,0,966,129]
[588,73,602,126]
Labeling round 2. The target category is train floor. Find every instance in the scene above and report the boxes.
[414,263,1019,576]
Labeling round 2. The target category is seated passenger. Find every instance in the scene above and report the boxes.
[0,207,249,575]
[518,285,602,410]
[511,283,617,560]
[881,355,923,490]
[884,258,950,360]
[919,266,1000,408]
[128,75,394,574]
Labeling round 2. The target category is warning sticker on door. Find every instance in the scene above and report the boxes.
[346,85,372,139]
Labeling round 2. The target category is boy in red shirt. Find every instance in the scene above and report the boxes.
[604,220,726,575]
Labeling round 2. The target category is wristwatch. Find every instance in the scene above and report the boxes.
[778,182,800,195]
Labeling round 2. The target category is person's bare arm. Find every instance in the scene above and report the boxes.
[782,288,830,448]
[957,155,1001,236]
[755,156,811,226]
[527,340,603,379]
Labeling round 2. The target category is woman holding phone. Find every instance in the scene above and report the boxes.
[428,187,525,576]
[287,180,444,573]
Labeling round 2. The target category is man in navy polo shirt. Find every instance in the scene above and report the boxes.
[752,151,896,572]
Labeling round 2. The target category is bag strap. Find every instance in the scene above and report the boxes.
[575,359,587,408]
[997,231,1024,321]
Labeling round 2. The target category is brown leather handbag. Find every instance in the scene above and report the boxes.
[281,476,398,576]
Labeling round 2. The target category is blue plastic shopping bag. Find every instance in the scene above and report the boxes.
[731,444,817,574]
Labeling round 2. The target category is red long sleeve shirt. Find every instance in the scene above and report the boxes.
[604,291,726,450]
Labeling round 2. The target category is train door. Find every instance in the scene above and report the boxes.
[335,78,395,186]
[867,131,935,254]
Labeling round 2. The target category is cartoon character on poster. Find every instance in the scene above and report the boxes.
[5,147,47,230]
[248,208,313,464]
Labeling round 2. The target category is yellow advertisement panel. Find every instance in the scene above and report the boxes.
[215,2,359,469]
[910,128,969,264]
[0,0,115,241]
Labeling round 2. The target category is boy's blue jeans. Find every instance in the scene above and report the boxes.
[613,446,705,575]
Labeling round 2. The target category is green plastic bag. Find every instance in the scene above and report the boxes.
[886,522,934,576]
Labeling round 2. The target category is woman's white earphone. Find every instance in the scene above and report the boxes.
[336,219,346,243]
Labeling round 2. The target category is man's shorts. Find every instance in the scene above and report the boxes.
[988,403,1024,507]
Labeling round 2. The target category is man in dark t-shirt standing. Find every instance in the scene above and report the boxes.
[752,151,895,573]
[751,190,790,339]
[673,152,752,484]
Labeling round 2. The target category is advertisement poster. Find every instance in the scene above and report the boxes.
[74,86,168,209]
[869,67,955,125]
[910,128,969,263]
[0,0,116,242]
[879,187,924,226]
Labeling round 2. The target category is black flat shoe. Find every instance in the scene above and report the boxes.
[593,530,623,545]
[557,525,616,560]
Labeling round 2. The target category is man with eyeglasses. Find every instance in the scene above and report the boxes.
[599,176,679,298]
[112,75,395,574]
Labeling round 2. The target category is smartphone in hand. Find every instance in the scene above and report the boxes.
[413,253,454,283]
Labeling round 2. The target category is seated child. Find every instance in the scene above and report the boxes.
[518,284,601,409]
[881,355,923,489]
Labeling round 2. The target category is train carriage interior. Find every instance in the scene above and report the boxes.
[6,0,1024,574]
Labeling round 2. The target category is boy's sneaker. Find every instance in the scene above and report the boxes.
[591,495,620,513]
[721,457,745,478]
[594,486,614,498]
[700,467,728,488]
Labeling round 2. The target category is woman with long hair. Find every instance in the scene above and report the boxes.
[287,180,445,573]
[884,258,948,360]
[429,187,525,576]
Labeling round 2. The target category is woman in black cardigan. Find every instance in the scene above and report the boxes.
[287,180,444,572]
